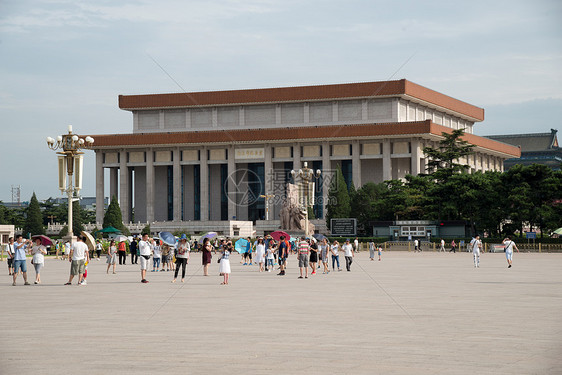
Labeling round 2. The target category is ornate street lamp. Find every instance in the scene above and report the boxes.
[291,162,321,237]
[259,194,276,221]
[46,125,94,244]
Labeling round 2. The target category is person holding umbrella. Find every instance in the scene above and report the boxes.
[31,237,47,284]
[201,237,212,276]
[172,234,190,283]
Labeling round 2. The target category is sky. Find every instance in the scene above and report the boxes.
[1,0,561,203]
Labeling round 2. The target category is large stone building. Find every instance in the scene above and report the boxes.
[90,79,520,233]
[486,129,560,170]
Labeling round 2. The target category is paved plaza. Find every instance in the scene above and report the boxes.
[1,251,561,374]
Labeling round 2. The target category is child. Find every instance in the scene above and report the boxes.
[265,244,275,272]
[219,245,231,285]
[377,245,383,261]
[81,259,89,285]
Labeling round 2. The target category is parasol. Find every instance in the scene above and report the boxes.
[270,231,290,241]
[114,235,129,243]
[553,228,562,235]
[31,235,54,247]
[159,231,177,247]
[198,232,218,243]
[234,238,249,253]
[80,231,96,251]
[313,233,327,242]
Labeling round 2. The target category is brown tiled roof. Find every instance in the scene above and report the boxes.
[119,79,485,121]
[88,120,519,157]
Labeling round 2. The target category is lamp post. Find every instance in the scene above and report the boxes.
[259,194,276,221]
[46,126,94,244]
[291,162,321,237]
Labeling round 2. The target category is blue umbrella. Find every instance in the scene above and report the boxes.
[235,238,249,253]
[313,233,327,241]
[159,231,177,247]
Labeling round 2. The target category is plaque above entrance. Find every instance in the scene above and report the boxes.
[235,148,265,159]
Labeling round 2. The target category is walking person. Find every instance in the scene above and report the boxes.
[330,240,341,271]
[255,237,266,272]
[130,237,138,264]
[377,244,382,261]
[354,237,359,253]
[219,242,231,285]
[277,235,288,276]
[414,239,419,252]
[172,234,190,283]
[319,238,330,274]
[6,237,14,275]
[265,240,275,272]
[31,238,47,284]
[342,239,354,271]
[12,235,31,286]
[470,235,482,268]
[138,234,152,284]
[309,239,318,275]
[449,239,457,253]
[106,240,117,274]
[95,240,102,260]
[297,237,310,279]
[368,240,375,261]
[503,236,519,268]
[65,236,89,285]
[117,240,127,265]
[439,239,446,252]
[202,237,212,276]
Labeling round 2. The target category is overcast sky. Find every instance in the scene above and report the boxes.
[1,0,561,203]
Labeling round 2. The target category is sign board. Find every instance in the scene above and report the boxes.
[331,218,357,237]
[234,148,264,159]
[525,232,537,239]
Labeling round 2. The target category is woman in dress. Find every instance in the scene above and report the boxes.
[106,240,117,274]
[172,234,190,283]
[202,237,212,276]
[255,237,266,272]
[309,239,318,275]
[319,238,330,274]
[219,242,231,285]
[31,238,47,284]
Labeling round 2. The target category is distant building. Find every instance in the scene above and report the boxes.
[52,196,109,211]
[486,129,561,170]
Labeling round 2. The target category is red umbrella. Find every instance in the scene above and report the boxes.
[31,235,54,246]
[269,231,290,241]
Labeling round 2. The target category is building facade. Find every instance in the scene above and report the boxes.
[90,79,520,232]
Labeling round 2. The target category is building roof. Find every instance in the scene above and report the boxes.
[87,120,520,157]
[118,79,485,121]
[486,129,559,152]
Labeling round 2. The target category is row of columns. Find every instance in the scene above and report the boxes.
[95,140,429,224]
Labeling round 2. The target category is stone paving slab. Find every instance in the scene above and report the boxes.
[1,251,561,374]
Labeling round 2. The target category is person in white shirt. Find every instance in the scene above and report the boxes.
[172,234,190,283]
[470,235,482,268]
[502,236,519,268]
[255,237,266,272]
[368,241,375,261]
[152,239,162,272]
[138,234,152,283]
[12,235,32,286]
[342,239,354,272]
[354,238,359,252]
[65,236,89,285]
[439,239,445,252]
[414,239,419,252]
[330,240,341,271]
[31,238,47,284]
[6,237,15,276]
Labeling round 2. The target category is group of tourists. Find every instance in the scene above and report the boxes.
[6,231,521,286]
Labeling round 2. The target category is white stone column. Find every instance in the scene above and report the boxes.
[352,141,361,188]
[227,146,236,220]
[146,149,155,223]
[200,147,209,221]
[383,140,392,181]
[264,145,273,220]
[95,151,104,225]
[173,148,181,221]
[411,139,421,176]
[293,143,301,171]
[119,150,130,223]
[321,142,330,220]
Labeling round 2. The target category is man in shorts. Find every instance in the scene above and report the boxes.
[503,236,519,268]
[12,235,31,286]
[297,237,310,279]
[65,236,89,285]
[277,236,288,276]
[6,237,15,275]
[138,233,152,283]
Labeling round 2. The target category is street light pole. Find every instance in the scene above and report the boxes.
[291,162,321,237]
[46,126,94,244]
[259,194,276,221]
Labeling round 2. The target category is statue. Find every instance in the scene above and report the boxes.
[279,183,315,234]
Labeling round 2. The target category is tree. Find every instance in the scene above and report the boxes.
[326,165,351,227]
[103,196,127,233]
[423,128,475,182]
[23,193,45,236]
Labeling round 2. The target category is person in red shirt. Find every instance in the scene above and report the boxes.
[118,240,127,265]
